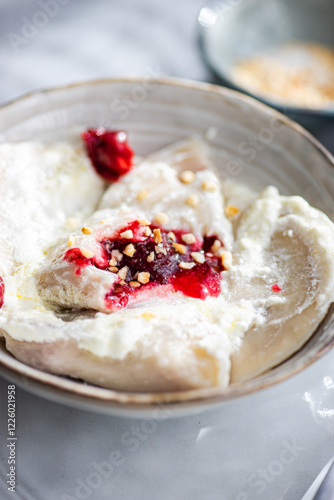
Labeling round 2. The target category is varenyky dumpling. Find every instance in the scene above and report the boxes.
[0,130,333,392]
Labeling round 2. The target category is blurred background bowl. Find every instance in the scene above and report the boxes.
[0,77,334,417]
[199,0,334,133]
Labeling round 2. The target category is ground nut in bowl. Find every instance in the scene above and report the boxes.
[0,77,333,417]
[198,0,334,131]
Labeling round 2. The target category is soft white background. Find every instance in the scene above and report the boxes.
[0,1,334,499]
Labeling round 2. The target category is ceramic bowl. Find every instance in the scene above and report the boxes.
[198,0,334,131]
[0,77,333,417]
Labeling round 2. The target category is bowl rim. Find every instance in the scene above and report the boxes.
[0,75,334,412]
[198,0,334,117]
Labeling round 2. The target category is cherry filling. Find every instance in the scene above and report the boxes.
[81,128,134,182]
[64,247,109,275]
[64,220,225,310]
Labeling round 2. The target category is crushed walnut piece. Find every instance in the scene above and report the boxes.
[225,205,240,219]
[180,170,195,184]
[137,272,150,284]
[186,194,199,207]
[173,242,187,254]
[129,281,141,288]
[211,239,222,253]
[167,231,176,241]
[153,228,162,244]
[155,245,167,255]
[191,251,205,264]
[181,233,196,245]
[179,262,196,270]
[81,226,92,235]
[111,249,123,262]
[120,230,133,239]
[80,247,94,259]
[138,219,151,226]
[109,256,117,267]
[202,181,218,192]
[123,243,136,257]
[221,251,232,270]
[147,251,155,262]
[118,266,129,280]
[67,235,75,247]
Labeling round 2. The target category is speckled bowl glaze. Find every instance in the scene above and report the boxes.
[0,77,333,417]
[198,0,334,131]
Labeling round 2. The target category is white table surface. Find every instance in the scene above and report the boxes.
[0,1,334,499]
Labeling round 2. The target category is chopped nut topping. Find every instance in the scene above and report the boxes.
[120,230,133,239]
[111,249,123,262]
[137,188,149,201]
[180,170,195,184]
[147,251,155,262]
[137,271,150,284]
[129,281,141,288]
[153,212,169,225]
[186,194,199,207]
[181,233,196,245]
[81,226,92,235]
[202,181,218,192]
[67,235,75,247]
[179,262,196,270]
[108,266,118,273]
[138,219,151,226]
[123,243,136,257]
[221,251,232,270]
[225,205,240,218]
[118,266,129,280]
[109,256,117,267]
[191,252,205,264]
[99,219,109,224]
[153,228,162,244]
[173,242,186,254]
[211,239,222,253]
[155,245,167,255]
[119,280,126,285]
[167,231,176,241]
[80,247,94,259]
[144,226,152,237]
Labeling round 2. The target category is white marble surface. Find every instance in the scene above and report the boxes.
[0,1,334,499]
